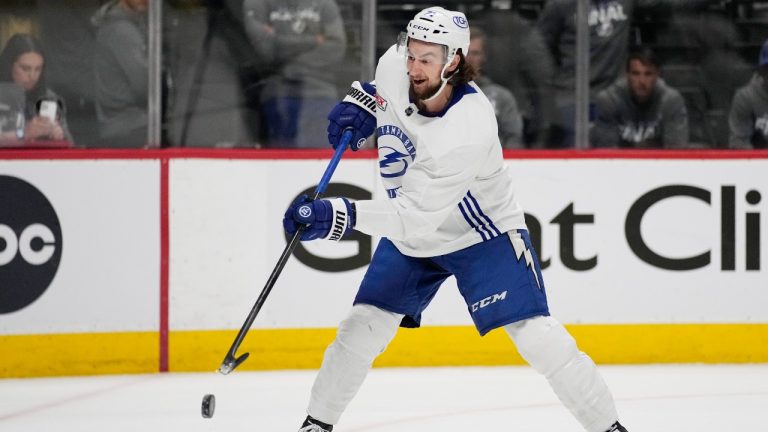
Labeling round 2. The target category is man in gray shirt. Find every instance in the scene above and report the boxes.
[729,39,768,149]
[92,0,148,148]
[538,0,714,147]
[466,28,523,149]
[591,47,689,148]
[243,0,346,148]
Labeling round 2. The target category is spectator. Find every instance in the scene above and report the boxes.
[92,0,148,148]
[479,9,555,148]
[538,0,714,147]
[729,39,768,149]
[39,0,102,147]
[653,11,753,146]
[243,0,346,148]
[466,27,523,149]
[591,46,688,148]
[166,0,263,147]
[0,33,73,144]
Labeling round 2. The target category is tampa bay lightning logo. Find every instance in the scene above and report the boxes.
[298,205,312,218]
[379,147,410,178]
[453,16,468,28]
[377,125,416,179]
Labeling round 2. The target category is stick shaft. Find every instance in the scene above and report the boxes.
[219,131,352,374]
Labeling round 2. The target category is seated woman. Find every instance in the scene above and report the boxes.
[0,33,73,145]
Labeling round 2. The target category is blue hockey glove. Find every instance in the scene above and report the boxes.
[283,195,356,241]
[327,81,377,151]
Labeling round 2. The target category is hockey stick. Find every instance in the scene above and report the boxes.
[218,129,353,375]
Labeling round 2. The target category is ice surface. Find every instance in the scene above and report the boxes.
[1,365,767,431]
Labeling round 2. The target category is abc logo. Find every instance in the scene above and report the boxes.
[0,175,62,313]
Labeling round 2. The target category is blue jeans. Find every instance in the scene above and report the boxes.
[262,96,336,148]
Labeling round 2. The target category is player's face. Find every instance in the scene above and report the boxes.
[11,52,44,92]
[627,59,658,103]
[406,40,449,100]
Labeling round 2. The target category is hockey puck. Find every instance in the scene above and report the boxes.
[201,394,215,418]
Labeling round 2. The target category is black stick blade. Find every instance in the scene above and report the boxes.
[218,352,250,375]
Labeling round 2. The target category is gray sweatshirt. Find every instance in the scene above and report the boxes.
[92,0,148,144]
[729,73,768,149]
[243,0,346,100]
[591,77,689,148]
[475,76,523,149]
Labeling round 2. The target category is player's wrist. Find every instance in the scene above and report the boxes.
[321,198,355,241]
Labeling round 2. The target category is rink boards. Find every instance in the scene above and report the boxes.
[0,149,767,377]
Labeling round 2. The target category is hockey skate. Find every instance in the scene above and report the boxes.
[298,416,333,432]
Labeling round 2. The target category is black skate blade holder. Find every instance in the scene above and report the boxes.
[217,130,352,376]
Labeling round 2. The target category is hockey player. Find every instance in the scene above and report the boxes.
[283,7,629,432]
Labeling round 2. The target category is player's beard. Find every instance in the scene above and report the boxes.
[410,78,442,101]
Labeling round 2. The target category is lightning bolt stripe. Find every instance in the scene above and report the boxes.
[508,231,542,290]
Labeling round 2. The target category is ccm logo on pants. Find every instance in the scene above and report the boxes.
[471,291,507,313]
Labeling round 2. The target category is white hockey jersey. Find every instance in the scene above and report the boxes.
[354,45,527,257]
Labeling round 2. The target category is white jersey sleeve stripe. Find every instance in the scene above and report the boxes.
[461,197,493,239]
[466,190,502,236]
[458,201,489,241]
[459,196,499,242]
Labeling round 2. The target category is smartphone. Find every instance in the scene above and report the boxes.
[38,100,58,122]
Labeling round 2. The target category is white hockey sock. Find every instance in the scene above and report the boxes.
[505,316,618,432]
[307,304,403,425]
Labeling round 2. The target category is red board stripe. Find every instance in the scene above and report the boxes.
[159,158,169,372]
